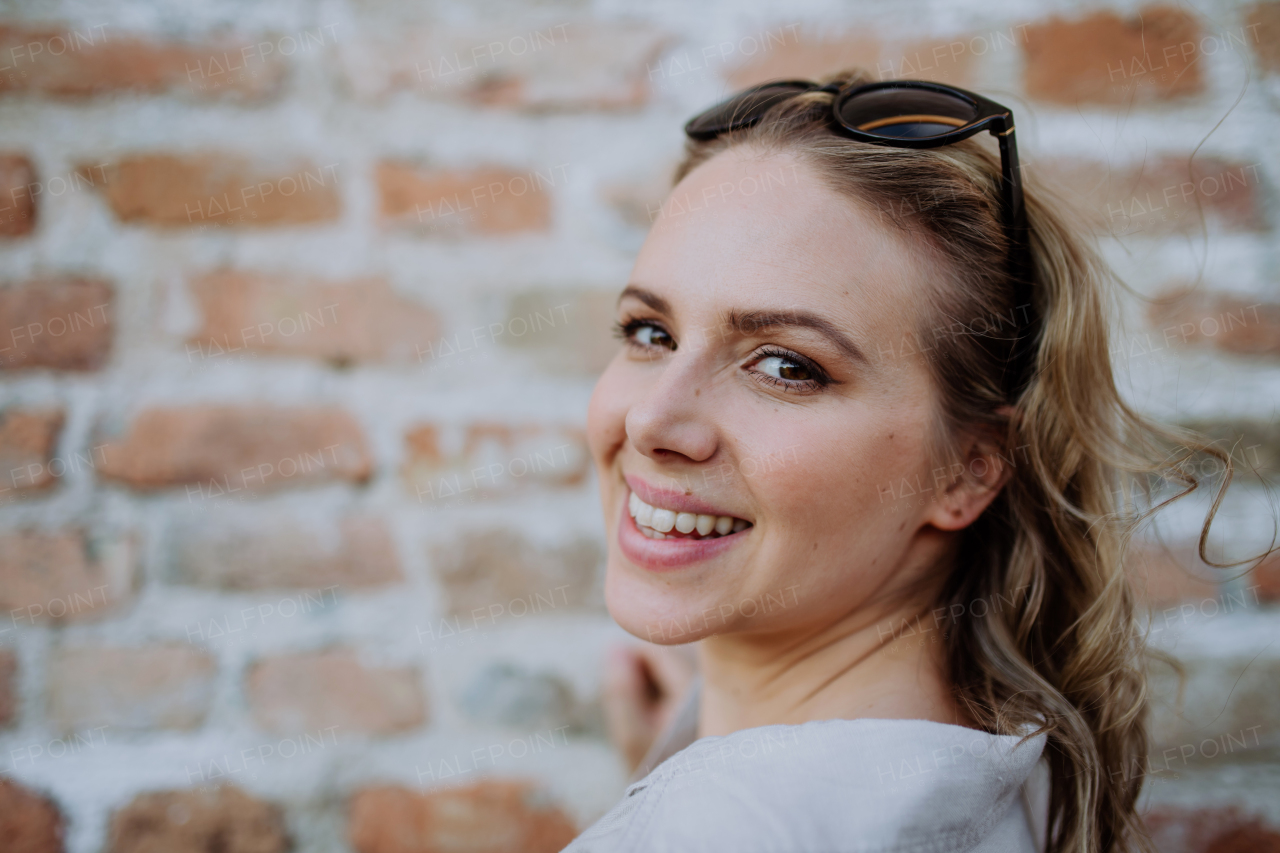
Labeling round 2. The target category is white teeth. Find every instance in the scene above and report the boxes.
[628,491,750,539]
[650,508,676,533]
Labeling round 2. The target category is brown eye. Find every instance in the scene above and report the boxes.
[756,354,811,381]
[633,323,676,350]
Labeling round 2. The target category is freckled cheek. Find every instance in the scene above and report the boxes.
[586,360,632,467]
[756,427,917,537]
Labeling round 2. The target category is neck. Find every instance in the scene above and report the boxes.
[696,579,970,738]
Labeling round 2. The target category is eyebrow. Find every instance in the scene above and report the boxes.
[727,309,869,366]
[618,284,671,315]
[619,284,869,367]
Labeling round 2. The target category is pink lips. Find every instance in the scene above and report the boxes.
[623,474,743,520]
[616,477,751,571]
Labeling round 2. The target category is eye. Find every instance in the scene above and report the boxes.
[756,354,813,382]
[634,324,674,349]
[614,319,676,351]
[746,347,832,393]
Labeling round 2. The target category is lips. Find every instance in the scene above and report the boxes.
[629,491,750,540]
[615,476,752,571]
[623,474,751,521]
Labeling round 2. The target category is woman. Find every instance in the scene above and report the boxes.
[567,70,1238,853]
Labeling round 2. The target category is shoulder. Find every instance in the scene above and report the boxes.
[563,718,1047,853]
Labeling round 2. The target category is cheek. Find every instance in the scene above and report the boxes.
[742,419,930,613]
[756,413,928,537]
[586,356,630,468]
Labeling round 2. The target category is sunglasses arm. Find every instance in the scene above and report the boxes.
[994,124,1037,399]
[995,126,1030,278]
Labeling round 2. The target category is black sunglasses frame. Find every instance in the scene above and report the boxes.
[684,78,1036,401]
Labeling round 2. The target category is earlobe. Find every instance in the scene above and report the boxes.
[926,489,996,531]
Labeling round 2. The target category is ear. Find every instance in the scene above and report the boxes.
[923,406,1017,532]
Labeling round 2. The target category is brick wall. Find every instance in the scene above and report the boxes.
[0,1,1278,852]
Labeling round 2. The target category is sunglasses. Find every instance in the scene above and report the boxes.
[685,79,1036,400]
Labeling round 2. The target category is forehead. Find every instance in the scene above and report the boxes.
[634,146,928,344]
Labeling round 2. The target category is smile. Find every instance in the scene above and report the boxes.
[629,492,751,540]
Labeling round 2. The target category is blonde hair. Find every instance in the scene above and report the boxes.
[674,69,1267,853]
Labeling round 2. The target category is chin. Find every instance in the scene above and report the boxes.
[603,555,720,646]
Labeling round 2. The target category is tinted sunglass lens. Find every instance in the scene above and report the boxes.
[836,86,980,140]
[685,82,814,140]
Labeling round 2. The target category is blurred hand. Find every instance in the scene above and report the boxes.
[602,643,697,774]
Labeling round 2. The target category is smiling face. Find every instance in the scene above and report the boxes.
[588,146,978,646]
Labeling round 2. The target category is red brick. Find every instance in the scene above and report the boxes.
[0,778,64,853]
[107,786,289,853]
[1208,826,1280,852]
[1247,3,1280,73]
[377,162,552,235]
[0,154,36,237]
[48,645,215,732]
[725,29,990,90]
[348,781,577,853]
[0,648,16,727]
[1041,157,1266,237]
[1147,286,1280,358]
[247,649,425,735]
[0,529,135,627]
[403,422,589,503]
[0,409,64,495]
[429,528,600,619]
[1146,806,1280,853]
[0,277,113,371]
[0,25,285,99]
[1128,543,1220,606]
[98,405,372,493]
[169,514,402,590]
[187,270,439,365]
[725,32,881,89]
[1023,6,1204,105]
[91,154,340,228]
[341,25,668,109]
[1255,549,1280,602]
[499,290,618,376]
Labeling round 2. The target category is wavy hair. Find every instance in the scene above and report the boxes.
[673,69,1269,853]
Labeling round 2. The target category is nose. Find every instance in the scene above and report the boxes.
[624,352,719,464]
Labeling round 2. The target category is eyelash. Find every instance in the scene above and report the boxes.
[612,317,834,394]
[612,317,661,345]
[750,346,832,393]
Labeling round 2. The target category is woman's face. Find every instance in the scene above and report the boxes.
[587,146,972,645]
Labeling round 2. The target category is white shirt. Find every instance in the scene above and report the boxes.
[563,681,1049,853]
